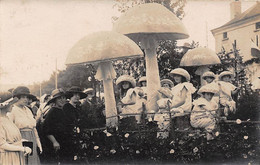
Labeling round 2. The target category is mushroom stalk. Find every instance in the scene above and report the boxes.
[144,47,161,113]
[95,61,118,128]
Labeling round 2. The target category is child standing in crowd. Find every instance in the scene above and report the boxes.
[169,68,196,130]
[190,84,219,140]
[218,71,239,116]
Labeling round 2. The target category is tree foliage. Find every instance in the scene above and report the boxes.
[113,0,187,21]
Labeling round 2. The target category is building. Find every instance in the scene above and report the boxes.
[211,1,260,82]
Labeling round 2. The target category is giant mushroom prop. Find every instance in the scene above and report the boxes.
[65,31,143,128]
[180,47,221,85]
[113,3,189,113]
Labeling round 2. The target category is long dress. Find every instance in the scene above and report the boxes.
[7,105,40,165]
[170,82,197,131]
[42,106,67,163]
[120,87,146,123]
[0,117,25,165]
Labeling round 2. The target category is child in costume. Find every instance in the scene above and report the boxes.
[218,71,239,116]
[190,84,219,140]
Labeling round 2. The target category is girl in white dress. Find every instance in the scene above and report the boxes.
[116,75,146,123]
[218,71,239,116]
[169,68,197,131]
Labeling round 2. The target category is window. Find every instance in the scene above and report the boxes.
[256,35,259,46]
[256,22,260,30]
[223,32,228,39]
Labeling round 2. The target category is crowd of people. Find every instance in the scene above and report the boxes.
[0,67,241,165]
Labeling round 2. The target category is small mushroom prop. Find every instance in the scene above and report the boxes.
[180,47,221,86]
[113,3,189,113]
[65,31,143,128]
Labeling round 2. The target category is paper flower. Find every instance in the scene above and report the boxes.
[124,133,130,138]
[193,147,199,153]
[110,149,116,154]
[169,149,175,154]
[236,119,242,124]
[94,146,99,150]
[136,150,140,154]
[244,136,249,140]
[215,131,220,137]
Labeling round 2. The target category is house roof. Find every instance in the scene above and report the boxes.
[212,2,260,34]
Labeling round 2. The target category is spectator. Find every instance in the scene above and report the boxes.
[62,86,87,163]
[7,86,42,165]
[0,97,32,165]
[42,88,67,164]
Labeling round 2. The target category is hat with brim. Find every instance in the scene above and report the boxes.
[160,79,174,88]
[12,86,36,100]
[65,86,87,99]
[116,75,136,87]
[47,88,66,105]
[0,97,19,110]
[169,68,190,82]
[138,76,147,83]
[218,71,234,81]
[83,88,94,95]
[202,71,216,80]
[198,84,218,96]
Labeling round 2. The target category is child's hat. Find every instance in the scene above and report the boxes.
[160,79,174,88]
[201,71,216,80]
[169,68,190,82]
[218,71,234,80]
[198,84,218,96]
[116,75,136,87]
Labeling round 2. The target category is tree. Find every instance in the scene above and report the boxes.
[113,0,187,21]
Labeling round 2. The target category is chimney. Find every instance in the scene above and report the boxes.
[230,0,241,20]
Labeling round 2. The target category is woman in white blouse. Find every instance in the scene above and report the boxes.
[8,86,42,165]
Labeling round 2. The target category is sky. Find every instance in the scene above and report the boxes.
[0,0,258,89]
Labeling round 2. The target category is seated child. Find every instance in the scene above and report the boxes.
[190,84,219,140]
[218,71,240,116]
[154,87,173,139]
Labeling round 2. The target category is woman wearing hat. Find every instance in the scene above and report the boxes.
[218,71,239,116]
[42,88,67,164]
[0,97,32,165]
[7,86,42,165]
[190,84,219,140]
[169,68,196,130]
[116,75,145,123]
[62,86,87,163]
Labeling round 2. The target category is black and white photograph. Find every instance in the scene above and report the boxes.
[0,0,259,164]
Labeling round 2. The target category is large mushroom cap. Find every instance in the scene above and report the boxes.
[65,31,143,65]
[180,47,221,66]
[113,3,189,41]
